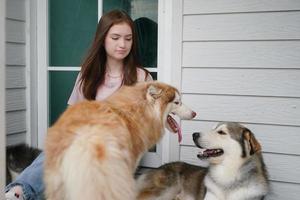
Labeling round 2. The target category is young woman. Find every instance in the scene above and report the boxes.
[5,9,152,200]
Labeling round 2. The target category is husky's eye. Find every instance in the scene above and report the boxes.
[174,101,180,105]
[217,130,226,135]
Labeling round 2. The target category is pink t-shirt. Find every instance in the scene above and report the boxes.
[68,68,153,105]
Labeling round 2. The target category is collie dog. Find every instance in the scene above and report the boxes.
[44,81,196,200]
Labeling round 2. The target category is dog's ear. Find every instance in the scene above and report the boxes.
[147,84,162,100]
[243,129,261,155]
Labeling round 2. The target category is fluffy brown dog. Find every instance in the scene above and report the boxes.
[44,81,196,200]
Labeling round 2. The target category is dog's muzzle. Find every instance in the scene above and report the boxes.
[192,132,224,159]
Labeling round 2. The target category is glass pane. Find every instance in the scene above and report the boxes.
[150,72,157,80]
[49,0,98,66]
[49,71,79,125]
[103,0,131,13]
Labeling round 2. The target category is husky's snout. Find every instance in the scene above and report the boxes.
[193,132,200,141]
[174,103,197,120]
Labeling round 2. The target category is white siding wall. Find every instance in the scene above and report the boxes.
[1,0,6,194]
[179,1,300,199]
[6,0,27,145]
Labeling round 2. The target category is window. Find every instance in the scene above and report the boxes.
[48,0,160,167]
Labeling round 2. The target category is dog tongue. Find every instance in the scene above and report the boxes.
[167,115,182,143]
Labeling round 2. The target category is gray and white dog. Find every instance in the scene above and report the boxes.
[6,143,41,185]
[136,122,269,200]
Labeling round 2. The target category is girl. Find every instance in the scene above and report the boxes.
[6,9,152,200]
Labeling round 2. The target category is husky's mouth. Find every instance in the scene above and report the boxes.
[167,115,182,143]
[197,148,224,159]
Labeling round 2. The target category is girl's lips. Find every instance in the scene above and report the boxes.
[116,50,127,54]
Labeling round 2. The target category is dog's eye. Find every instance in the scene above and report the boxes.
[174,101,180,105]
[217,130,226,135]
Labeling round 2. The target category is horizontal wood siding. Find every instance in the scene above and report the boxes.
[183,94,300,126]
[182,68,300,97]
[6,132,26,146]
[183,0,300,14]
[268,181,300,200]
[6,89,26,111]
[6,19,26,43]
[6,66,26,88]
[182,41,300,68]
[6,43,26,65]
[6,0,26,21]
[6,111,26,135]
[183,12,300,41]
[6,0,27,145]
[179,1,300,199]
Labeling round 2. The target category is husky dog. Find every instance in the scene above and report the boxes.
[137,122,269,200]
[6,143,41,185]
[44,81,196,200]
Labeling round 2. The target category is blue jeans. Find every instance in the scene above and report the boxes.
[6,152,45,200]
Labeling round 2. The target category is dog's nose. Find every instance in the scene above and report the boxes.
[191,111,197,118]
[193,132,200,141]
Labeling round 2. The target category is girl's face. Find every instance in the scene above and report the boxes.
[104,22,133,62]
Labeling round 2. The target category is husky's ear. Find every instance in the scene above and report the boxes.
[147,84,162,100]
[243,129,261,156]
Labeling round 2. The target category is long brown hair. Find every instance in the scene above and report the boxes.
[79,9,146,100]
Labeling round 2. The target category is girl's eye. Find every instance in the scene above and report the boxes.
[217,130,226,135]
[112,37,119,40]
[125,38,132,41]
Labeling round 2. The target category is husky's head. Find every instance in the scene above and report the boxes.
[192,122,261,164]
[146,82,196,142]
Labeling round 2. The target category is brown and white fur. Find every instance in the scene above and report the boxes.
[44,81,196,200]
[136,122,269,200]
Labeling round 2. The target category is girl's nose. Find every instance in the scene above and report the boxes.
[118,39,125,48]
